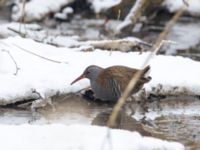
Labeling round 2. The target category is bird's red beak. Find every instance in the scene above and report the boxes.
[70,74,85,85]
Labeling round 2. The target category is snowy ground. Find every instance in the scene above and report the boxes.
[1,0,200,149]
[0,36,200,105]
[0,124,184,150]
[166,22,200,54]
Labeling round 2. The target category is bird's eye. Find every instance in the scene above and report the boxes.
[85,70,90,74]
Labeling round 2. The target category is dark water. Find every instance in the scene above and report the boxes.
[0,95,200,149]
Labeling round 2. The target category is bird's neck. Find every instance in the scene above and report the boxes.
[90,69,102,81]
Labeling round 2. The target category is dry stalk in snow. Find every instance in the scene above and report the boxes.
[19,0,27,34]
[7,27,27,38]
[106,40,174,129]
[12,43,68,64]
[107,2,187,128]
[1,49,20,75]
[0,40,67,77]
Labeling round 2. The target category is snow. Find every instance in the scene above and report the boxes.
[63,7,74,14]
[166,22,200,54]
[78,37,150,52]
[54,7,74,20]
[54,13,68,20]
[163,0,200,16]
[88,0,121,13]
[1,1,198,149]
[0,22,80,47]
[0,124,184,150]
[12,0,74,22]
[0,22,42,38]
[0,36,200,104]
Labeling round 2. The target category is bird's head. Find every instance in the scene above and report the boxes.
[71,65,103,85]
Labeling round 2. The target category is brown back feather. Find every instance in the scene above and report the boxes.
[97,66,136,90]
[97,65,151,91]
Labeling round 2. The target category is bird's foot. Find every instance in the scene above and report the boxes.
[82,89,95,101]
[82,89,115,106]
[82,89,104,103]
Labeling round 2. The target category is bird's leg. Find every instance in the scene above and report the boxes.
[82,89,104,103]
[82,89,96,101]
[82,89,115,104]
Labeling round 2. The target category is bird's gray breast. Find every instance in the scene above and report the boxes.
[90,79,121,101]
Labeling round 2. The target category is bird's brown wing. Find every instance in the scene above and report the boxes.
[97,66,138,91]
[97,66,151,95]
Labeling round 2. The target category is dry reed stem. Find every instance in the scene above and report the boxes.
[107,40,172,127]
[12,43,67,64]
[1,49,20,75]
[7,27,26,37]
[107,2,187,128]
[0,41,68,66]
[19,0,26,34]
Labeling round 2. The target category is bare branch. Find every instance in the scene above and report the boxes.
[12,43,68,64]
[1,49,20,75]
[7,27,27,37]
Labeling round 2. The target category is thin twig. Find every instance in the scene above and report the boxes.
[7,27,26,37]
[1,49,20,75]
[12,43,67,64]
[19,0,26,34]
[107,40,174,127]
[107,40,175,128]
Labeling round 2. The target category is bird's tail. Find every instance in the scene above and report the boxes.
[142,65,151,82]
[142,65,150,76]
